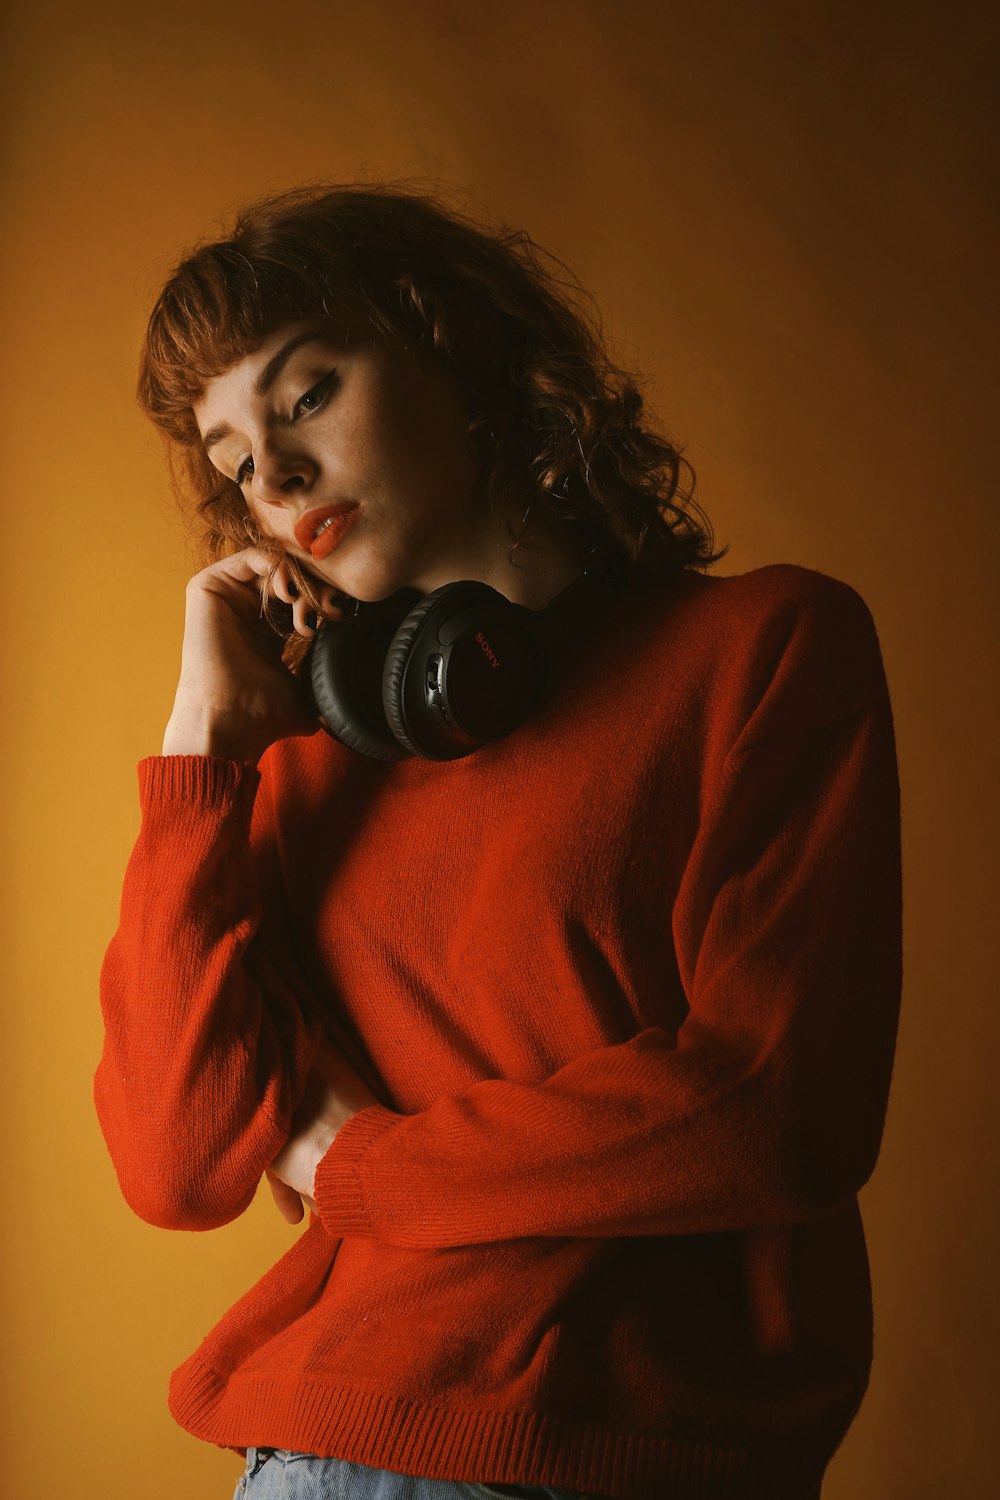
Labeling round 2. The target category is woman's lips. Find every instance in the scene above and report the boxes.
[293,503,359,559]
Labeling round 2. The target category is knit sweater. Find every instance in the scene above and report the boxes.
[94,558,903,1500]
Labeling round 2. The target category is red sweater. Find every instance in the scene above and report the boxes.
[95,560,902,1500]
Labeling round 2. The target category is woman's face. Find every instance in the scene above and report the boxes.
[192,307,499,603]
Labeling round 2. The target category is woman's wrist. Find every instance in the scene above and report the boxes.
[161,707,267,763]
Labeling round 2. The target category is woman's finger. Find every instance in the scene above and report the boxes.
[269,560,346,637]
[267,564,315,638]
[294,562,353,621]
[265,1168,305,1225]
[209,546,281,587]
[320,585,348,616]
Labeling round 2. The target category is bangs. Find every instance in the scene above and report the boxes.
[138,244,380,444]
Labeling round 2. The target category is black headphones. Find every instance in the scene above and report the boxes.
[307,547,611,762]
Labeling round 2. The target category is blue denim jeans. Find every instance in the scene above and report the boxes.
[232,1448,596,1500]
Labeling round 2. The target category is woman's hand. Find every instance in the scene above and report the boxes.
[161,547,346,764]
[265,1036,384,1225]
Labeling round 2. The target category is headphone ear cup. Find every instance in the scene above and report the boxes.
[309,590,422,762]
[383,580,550,761]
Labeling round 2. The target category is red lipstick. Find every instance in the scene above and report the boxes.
[293,504,359,559]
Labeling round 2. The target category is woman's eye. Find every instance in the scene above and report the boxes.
[294,371,337,418]
[235,456,254,485]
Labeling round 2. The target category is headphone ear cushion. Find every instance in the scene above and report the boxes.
[309,591,422,762]
[381,592,445,757]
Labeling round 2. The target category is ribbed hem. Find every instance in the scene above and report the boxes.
[137,754,261,807]
[314,1105,403,1238]
[167,1356,828,1500]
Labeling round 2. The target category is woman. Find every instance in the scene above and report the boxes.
[95,183,903,1500]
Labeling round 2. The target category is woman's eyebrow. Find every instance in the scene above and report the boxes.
[202,329,332,453]
[252,328,332,398]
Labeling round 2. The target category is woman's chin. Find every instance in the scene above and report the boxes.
[313,558,424,606]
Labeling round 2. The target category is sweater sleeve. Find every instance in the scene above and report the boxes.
[94,754,331,1231]
[312,588,904,1247]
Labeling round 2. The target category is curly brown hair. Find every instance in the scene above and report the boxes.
[137,179,727,666]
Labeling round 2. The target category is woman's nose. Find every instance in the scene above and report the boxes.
[252,440,317,503]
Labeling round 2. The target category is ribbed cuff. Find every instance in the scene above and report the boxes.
[137,754,261,808]
[313,1104,403,1239]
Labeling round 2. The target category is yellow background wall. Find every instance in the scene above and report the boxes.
[1,2,995,1496]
